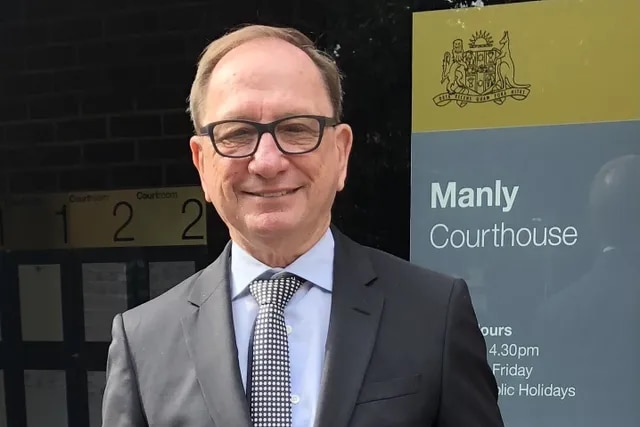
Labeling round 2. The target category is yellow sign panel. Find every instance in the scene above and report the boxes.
[2,193,71,251]
[68,186,207,248]
[412,0,640,132]
[0,186,208,250]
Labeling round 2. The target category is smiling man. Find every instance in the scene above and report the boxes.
[101,24,504,427]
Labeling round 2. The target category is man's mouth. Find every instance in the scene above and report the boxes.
[245,188,300,198]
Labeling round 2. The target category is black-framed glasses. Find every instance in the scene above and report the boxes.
[199,114,339,158]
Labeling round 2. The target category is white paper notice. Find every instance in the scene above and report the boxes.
[149,261,195,299]
[19,264,64,341]
[82,263,128,342]
[24,370,67,427]
[0,370,6,427]
[87,371,106,427]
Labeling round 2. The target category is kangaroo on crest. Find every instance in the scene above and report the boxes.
[497,31,530,90]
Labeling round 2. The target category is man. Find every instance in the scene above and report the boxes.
[532,154,640,426]
[102,24,504,427]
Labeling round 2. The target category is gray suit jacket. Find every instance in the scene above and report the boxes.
[102,227,503,427]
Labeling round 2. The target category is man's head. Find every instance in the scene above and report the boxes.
[588,154,640,251]
[188,25,353,265]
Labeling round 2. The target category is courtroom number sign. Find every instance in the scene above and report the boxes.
[56,204,69,244]
[113,201,134,242]
[69,187,207,248]
[181,198,205,241]
[0,187,207,250]
[1,194,71,250]
[109,197,204,244]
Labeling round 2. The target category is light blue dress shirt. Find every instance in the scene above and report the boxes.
[230,228,334,427]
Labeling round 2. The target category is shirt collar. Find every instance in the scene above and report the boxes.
[229,228,334,299]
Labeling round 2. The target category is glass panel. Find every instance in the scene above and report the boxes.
[24,370,68,427]
[87,371,106,427]
[82,263,128,342]
[19,265,63,341]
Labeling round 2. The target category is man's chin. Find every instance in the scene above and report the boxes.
[244,214,299,237]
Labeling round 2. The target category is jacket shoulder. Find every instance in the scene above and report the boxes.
[119,268,203,334]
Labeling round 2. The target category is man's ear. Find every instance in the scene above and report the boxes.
[190,136,211,202]
[334,123,353,192]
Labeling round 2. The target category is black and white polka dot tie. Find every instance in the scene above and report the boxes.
[248,274,302,427]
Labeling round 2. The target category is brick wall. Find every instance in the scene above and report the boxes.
[0,0,281,196]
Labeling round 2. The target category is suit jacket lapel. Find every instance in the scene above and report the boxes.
[313,227,384,427]
[181,243,253,427]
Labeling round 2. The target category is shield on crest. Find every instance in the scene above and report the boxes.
[466,48,497,95]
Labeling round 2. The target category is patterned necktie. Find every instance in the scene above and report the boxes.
[248,273,303,427]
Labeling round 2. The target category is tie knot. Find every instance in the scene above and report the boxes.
[249,274,303,309]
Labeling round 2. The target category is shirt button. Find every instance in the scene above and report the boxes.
[291,394,300,404]
[286,324,293,335]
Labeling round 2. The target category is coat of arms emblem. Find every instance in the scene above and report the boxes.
[433,30,531,107]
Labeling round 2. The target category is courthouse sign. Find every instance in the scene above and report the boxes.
[411,0,640,426]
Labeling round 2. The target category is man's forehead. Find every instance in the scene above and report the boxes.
[215,37,316,74]
[205,91,325,122]
[203,38,330,121]
[208,42,323,93]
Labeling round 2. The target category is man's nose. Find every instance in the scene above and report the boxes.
[248,133,287,177]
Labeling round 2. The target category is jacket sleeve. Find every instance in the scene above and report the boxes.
[436,279,505,427]
[102,313,148,427]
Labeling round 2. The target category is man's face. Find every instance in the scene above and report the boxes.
[190,38,353,244]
